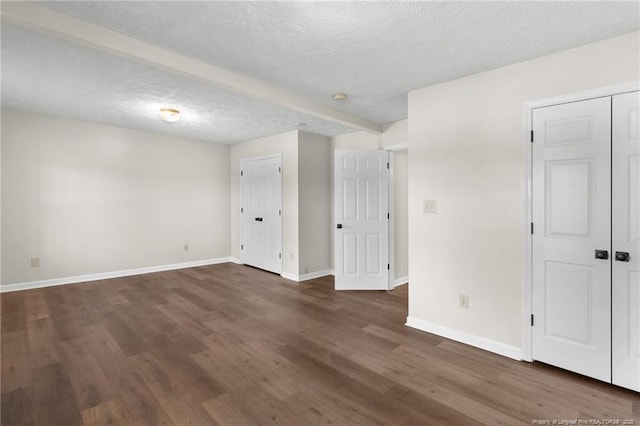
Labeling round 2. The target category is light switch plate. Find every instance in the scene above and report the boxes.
[423,200,437,213]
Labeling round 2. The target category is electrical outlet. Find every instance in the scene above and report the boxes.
[423,200,437,213]
[183,244,189,251]
[30,257,40,268]
[459,294,469,309]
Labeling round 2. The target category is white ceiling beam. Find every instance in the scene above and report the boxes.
[1,2,382,134]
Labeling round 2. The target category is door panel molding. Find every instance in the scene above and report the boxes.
[524,83,640,392]
[531,96,611,382]
[334,149,389,290]
[612,91,640,391]
[522,82,640,363]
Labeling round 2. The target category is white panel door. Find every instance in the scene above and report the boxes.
[334,149,389,290]
[612,91,640,392]
[240,156,282,274]
[532,97,612,382]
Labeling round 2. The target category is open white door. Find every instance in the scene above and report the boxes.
[240,155,282,274]
[532,97,612,382]
[334,149,389,290]
[612,91,640,392]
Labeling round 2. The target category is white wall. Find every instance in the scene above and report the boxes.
[382,120,408,149]
[1,109,231,285]
[230,131,299,276]
[407,32,640,351]
[331,131,380,150]
[332,120,408,150]
[298,132,331,275]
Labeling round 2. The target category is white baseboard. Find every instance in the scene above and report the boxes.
[0,257,235,293]
[405,316,523,361]
[281,270,334,282]
[280,272,297,281]
[393,276,408,288]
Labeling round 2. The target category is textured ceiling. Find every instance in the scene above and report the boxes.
[2,2,639,144]
[1,22,356,143]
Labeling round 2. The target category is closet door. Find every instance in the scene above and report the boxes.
[612,91,640,392]
[240,156,282,274]
[531,97,612,382]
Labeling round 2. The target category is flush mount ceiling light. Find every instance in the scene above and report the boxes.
[159,107,180,122]
[332,93,348,101]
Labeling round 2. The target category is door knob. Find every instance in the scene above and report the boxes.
[595,249,609,260]
[336,224,342,229]
[615,251,630,262]
[255,217,263,222]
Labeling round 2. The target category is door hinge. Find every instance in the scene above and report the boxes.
[531,223,534,234]
[241,207,243,213]
[387,213,390,220]
[530,130,534,143]
[387,263,390,270]
[531,314,534,326]
[279,210,282,216]
[240,170,244,176]
[279,252,282,259]
[278,166,281,173]
[241,244,244,250]
[387,162,389,170]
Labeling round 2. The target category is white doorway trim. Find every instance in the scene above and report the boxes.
[385,142,408,290]
[521,81,640,362]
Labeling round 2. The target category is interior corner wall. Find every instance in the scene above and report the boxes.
[298,132,331,275]
[230,130,299,277]
[1,109,231,286]
[330,119,408,151]
[381,120,408,149]
[407,31,640,350]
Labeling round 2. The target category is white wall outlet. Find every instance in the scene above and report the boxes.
[459,294,469,309]
[423,200,437,213]
[30,257,40,268]
[183,244,189,251]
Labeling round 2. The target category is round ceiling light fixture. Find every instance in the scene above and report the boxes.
[332,92,348,101]
[159,107,180,122]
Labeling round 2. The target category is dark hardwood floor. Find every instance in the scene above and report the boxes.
[1,263,638,425]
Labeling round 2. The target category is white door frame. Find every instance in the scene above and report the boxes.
[385,143,408,290]
[239,153,283,274]
[521,82,640,362]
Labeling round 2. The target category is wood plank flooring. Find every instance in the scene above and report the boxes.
[1,263,638,425]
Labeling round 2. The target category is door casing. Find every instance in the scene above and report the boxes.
[522,82,640,362]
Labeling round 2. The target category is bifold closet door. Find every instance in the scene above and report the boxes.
[240,156,282,274]
[532,96,612,383]
[612,91,640,392]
